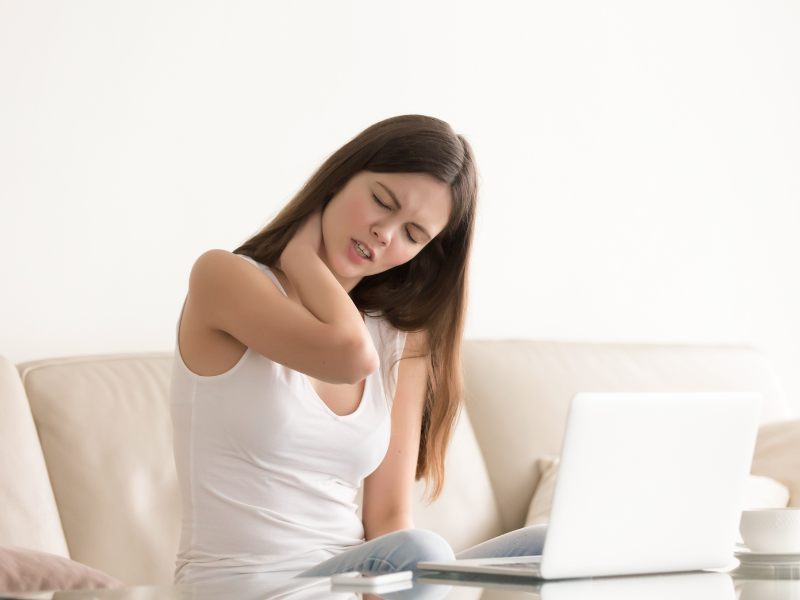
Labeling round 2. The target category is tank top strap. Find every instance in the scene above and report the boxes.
[234,254,287,297]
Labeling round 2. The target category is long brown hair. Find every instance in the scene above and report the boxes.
[233,115,478,503]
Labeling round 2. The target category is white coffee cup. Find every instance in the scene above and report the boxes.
[739,508,800,553]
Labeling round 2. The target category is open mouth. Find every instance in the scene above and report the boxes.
[354,240,372,260]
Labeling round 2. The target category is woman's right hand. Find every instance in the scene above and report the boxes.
[278,208,323,271]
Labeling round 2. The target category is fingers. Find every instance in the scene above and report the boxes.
[285,208,324,256]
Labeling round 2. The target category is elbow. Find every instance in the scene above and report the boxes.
[340,334,380,385]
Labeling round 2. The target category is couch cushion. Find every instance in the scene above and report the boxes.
[462,341,792,533]
[16,353,179,586]
[0,356,68,557]
[411,408,503,553]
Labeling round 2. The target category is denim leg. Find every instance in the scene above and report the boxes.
[454,524,549,560]
[294,530,455,600]
[294,529,455,578]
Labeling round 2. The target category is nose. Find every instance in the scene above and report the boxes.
[371,224,390,247]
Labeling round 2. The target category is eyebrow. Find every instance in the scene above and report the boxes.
[376,181,431,240]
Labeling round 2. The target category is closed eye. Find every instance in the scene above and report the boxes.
[372,193,390,210]
[372,194,418,244]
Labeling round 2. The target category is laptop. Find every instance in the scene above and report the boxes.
[418,392,762,580]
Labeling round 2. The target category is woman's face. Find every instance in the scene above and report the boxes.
[320,171,452,289]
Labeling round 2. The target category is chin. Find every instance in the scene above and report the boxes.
[332,254,362,279]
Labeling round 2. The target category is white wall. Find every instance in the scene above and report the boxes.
[1,1,798,415]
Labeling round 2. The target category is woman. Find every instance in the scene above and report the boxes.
[170,115,547,587]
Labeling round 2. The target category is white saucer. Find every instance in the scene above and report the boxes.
[734,548,800,565]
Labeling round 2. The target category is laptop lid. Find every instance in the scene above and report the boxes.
[539,392,762,579]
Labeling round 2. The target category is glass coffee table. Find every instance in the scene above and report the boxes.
[2,561,799,600]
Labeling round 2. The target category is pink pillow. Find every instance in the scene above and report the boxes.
[0,545,123,593]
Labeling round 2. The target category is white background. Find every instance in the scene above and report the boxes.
[1,1,798,415]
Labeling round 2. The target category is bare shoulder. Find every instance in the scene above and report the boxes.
[179,250,261,377]
[186,248,284,336]
[190,249,263,285]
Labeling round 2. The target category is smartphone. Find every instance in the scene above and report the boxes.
[330,570,414,589]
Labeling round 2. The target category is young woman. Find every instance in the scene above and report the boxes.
[170,115,547,588]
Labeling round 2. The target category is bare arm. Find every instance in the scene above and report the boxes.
[187,211,379,384]
[361,330,429,539]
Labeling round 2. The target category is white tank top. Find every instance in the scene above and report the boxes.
[171,254,408,585]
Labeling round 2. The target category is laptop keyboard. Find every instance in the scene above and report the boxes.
[492,558,542,569]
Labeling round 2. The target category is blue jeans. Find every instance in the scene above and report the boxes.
[294,525,548,600]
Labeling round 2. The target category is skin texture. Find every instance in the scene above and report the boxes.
[276,170,453,540]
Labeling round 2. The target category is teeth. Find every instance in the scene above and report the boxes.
[355,241,371,259]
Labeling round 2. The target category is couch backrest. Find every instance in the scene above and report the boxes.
[462,341,792,533]
[15,353,179,587]
[6,340,792,586]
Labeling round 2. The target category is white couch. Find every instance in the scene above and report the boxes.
[1,340,798,588]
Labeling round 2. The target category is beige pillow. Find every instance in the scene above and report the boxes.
[524,456,560,527]
[0,545,123,593]
[523,456,792,529]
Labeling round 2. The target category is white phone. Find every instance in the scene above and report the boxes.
[330,570,414,589]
